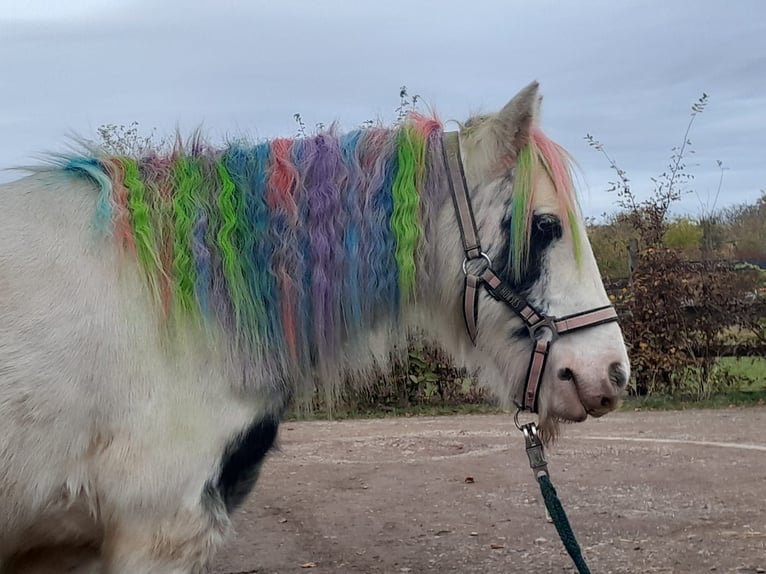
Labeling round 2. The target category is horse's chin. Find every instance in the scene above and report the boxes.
[535,396,588,445]
[547,397,588,424]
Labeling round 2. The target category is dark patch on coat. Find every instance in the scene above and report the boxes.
[495,211,563,295]
[205,416,280,514]
[494,212,562,340]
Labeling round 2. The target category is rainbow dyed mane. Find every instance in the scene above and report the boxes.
[56,114,580,381]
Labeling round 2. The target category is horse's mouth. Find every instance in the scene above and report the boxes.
[548,402,588,423]
[544,376,622,424]
[570,409,590,422]
[550,399,618,423]
[585,394,623,418]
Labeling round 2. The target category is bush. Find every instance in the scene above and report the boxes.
[304,333,487,416]
[589,93,765,396]
[612,248,761,395]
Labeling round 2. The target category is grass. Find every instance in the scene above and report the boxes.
[717,356,766,390]
[285,357,766,421]
[286,402,506,422]
[619,391,766,412]
[620,356,766,412]
[288,390,766,422]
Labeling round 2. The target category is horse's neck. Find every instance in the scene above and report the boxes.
[406,192,467,344]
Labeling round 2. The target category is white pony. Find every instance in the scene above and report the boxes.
[0,82,630,573]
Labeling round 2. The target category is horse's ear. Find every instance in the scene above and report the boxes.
[491,81,540,160]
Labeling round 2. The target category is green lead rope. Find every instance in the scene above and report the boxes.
[537,473,592,574]
[519,418,593,574]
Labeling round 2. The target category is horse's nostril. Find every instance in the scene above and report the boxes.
[609,362,628,388]
[601,396,614,408]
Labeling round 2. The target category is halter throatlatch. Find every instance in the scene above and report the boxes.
[441,131,620,413]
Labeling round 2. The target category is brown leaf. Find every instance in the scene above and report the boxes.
[464,476,475,484]
[301,562,317,568]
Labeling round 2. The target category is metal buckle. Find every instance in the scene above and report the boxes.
[514,407,534,430]
[518,419,549,479]
[527,314,558,342]
[514,410,554,523]
[461,252,492,276]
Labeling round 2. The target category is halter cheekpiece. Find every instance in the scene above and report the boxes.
[441,131,620,413]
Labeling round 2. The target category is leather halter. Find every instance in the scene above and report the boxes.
[441,131,620,413]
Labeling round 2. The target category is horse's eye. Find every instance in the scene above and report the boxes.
[534,214,562,237]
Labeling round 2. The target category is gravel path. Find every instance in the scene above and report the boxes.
[211,407,766,574]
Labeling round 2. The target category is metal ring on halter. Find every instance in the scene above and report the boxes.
[461,252,492,276]
[514,407,539,431]
[527,315,559,343]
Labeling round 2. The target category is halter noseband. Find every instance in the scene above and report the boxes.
[442,131,619,413]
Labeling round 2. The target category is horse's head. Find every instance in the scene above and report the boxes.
[433,81,630,435]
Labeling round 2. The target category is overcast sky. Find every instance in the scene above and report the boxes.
[1,0,764,220]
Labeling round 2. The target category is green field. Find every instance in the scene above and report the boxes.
[621,356,766,411]
[287,357,766,421]
[718,356,766,389]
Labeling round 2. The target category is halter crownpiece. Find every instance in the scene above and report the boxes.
[441,131,619,413]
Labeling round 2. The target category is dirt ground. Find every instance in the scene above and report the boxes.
[210,407,766,574]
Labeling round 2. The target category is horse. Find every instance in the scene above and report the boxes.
[0,81,630,573]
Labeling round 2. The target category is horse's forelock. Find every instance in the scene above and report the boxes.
[495,126,583,284]
[530,127,583,265]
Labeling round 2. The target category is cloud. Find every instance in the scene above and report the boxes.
[1,0,763,219]
[3,0,132,22]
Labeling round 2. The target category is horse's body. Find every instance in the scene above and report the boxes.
[0,82,630,573]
